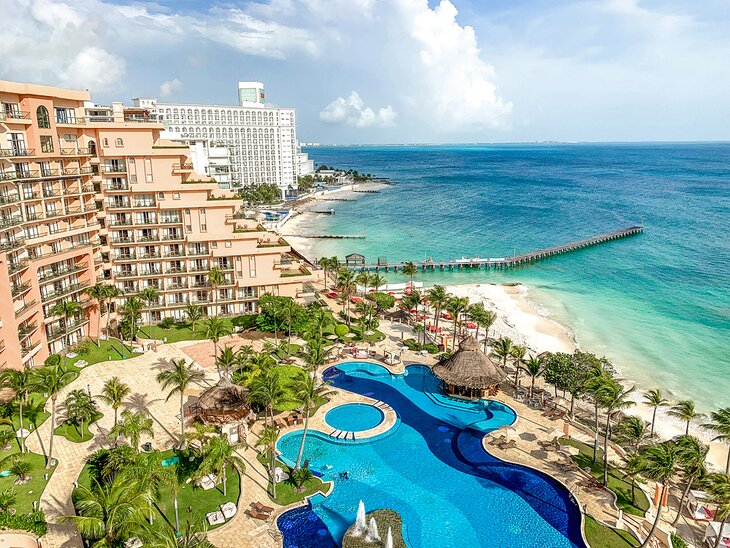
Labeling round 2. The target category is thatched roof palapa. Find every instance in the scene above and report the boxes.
[195,380,249,423]
[433,336,506,389]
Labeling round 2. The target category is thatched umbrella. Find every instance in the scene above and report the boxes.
[195,380,249,424]
[433,336,506,399]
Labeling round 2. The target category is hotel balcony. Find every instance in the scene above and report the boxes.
[104,182,129,191]
[21,341,42,359]
[172,162,194,173]
[47,318,89,342]
[167,266,187,274]
[0,148,36,158]
[15,300,37,319]
[2,169,40,181]
[60,147,93,157]
[8,259,29,275]
[38,263,87,282]
[0,110,30,123]
[41,283,89,304]
[11,282,32,298]
[18,322,39,340]
[0,215,24,229]
[0,238,26,252]
[116,270,138,278]
[138,251,161,259]
[101,163,127,174]
[108,218,133,227]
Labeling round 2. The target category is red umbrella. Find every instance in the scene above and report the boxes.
[464,321,477,329]
[441,313,453,320]
[409,309,418,314]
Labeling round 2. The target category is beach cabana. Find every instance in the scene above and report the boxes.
[345,253,366,267]
[432,336,506,399]
[189,380,251,443]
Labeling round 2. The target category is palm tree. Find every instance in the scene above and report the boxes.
[669,400,704,436]
[101,284,121,340]
[64,389,98,437]
[0,367,35,453]
[98,377,130,429]
[111,410,154,451]
[621,452,646,507]
[511,344,527,387]
[317,256,338,291]
[184,302,205,334]
[156,359,205,439]
[705,473,730,548]
[256,426,280,499]
[672,435,709,526]
[638,442,681,548]
[204,316,231,371]
[426,285,449,332]
[522,356,543,399]
[480,310,497,351]
[50,299,82,359]
[248,370,286,426]
[704,408,730,473]
[216,345,238,382]
[336,268,357,325]
[123,450,177,525]
[302,336,330,370]
[281,298,300,346]
[85,283,117,345]
[600,382,635,485]
[32,363,75,468]
[10,461,32,484]
[586,368,615,464]
[445,296,469,350]
[493,337,513,371]
[643,389,669,437]
[402,261,417,288]
[207,267,225,316]
[291,374,334,470]
[615,416,653,453]
[369,273,386,293]
[143,518,214,547]
[121,296,144,343]
[61,476,151,546]
[140,286,160,332]
[196,435,245,497]
[355,271,370,296]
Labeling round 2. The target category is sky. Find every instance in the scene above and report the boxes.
[2,0,729,144]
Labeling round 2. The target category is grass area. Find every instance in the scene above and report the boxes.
[343,509,407,548]
[54,411,103,443]
[256,454,327,506]
[584,515,640,548]
[7,393,51,432]
[67,338,141,367]
[139,321,216,343]
[76,449,240,531]
[560,438,650,516]
[0,446,56,514]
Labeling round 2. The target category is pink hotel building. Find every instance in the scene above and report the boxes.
[0,81,313,370]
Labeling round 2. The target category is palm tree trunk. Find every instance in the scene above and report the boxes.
[603,415,611,485]
[530,377,535,399]
[180,393,185,439]
[435,307,440,331]
[270,448,277,499]
[223,465,227,497]
[672,477,694,526]
[593,401,600,464]
[725,447,730,474]
[685,420,690,436]
[96,300,102,346]
[47,397,56,469]
[19,399,25,453]
[114,406,118,429]
[714,514,728,548]
[295,411,309,470]
[651,408,657,437]
[639,483,666,548]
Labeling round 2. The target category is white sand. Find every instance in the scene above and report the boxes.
[446,282,729,472]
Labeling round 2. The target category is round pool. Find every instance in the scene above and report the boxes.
[325,403,384,432]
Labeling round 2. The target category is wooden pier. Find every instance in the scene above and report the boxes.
[348,226,644,272]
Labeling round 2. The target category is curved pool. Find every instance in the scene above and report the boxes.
[277,361,585,548]
[325,403,384,432]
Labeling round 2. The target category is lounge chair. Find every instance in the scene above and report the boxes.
[206,511,225,525]
[254,501,275,514]
[248,508,271,521]
[220,502,237,519]
[498,439,517,450]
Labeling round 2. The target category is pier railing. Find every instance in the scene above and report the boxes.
[348,226,644,271]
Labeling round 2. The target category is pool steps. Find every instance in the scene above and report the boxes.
[326,401,395,441]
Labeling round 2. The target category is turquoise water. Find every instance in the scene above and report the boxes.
[161,456,179,467]
[325,403,384,432]
[277,361,584,547]
[301,144,730,410]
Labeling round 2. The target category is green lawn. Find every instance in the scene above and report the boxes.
[560,438,650,516]
[584,515,640,548]
[272,365,329,414]
[54,411,103,443]
[76,449,241,531]
[67,338,141,367]
[139,318,243,344]
[0,446,56,514]
[8,393,51,432]
[256,454,327,506]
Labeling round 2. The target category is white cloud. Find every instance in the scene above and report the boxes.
[159,78,183,98]
[320,91,397,128]
[60,47,126,92]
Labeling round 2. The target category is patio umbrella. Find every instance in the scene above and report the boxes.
[498,425,517,440]
[345,333,357,338]
[326,334,339,340]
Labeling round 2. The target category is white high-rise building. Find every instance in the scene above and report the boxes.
[132,82,312,198]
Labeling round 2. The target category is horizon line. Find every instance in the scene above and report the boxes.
[301,140,730,147]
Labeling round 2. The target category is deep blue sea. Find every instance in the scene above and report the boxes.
[301,144,730,410]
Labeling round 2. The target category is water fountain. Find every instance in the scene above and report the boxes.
[365,517,380,543]
[352,500,367,536]
[384,527,394,548]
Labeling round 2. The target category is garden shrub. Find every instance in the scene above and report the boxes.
[231,314,258,330]
[44,354,61,367]
[335,324,349,338]
[72,339,94,356]
[158,317,176,329]
[0,510,47,536]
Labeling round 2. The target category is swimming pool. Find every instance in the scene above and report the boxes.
[325,403,384,432]
[276,361,585,548]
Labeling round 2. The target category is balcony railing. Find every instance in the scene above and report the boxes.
[172,162,194,171]
[105,182,129,191]
[108,218,133,227]
[116,270,138,278]
[18,323,38,338]
[41,283,88,303]
[187,249,209,256]
[38,264,86,281]
[0,148,35,158]
[107,201,131,209]
[0,110,29,121]
[138,252,161,259]
[0,194,20,205]
[11,283,31,297]
[162,234,183,241]
[167,267,186,274]
[138,269,162,277]
[0,238,25,251]
[101,163,127,174]
[14,300,36,318]
[0,215,24,229]
[8,260,29,274]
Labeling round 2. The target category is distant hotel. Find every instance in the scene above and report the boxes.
[133,82,314,197]
[0,80,313,369]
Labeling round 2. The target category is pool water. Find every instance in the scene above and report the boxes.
[325,403,384,432]
[161,456,180,467]
[277,361,585,548]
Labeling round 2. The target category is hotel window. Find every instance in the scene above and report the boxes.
[225,241,232,248]
[173,192,180,200]
[102,138,109,147]
[145,158,153,182]
[158,192,165,200]
[40,136,54,153]
[36,106,50,128]
[115,138,124,147]
[248,256,256,277]
[54,107,76,124]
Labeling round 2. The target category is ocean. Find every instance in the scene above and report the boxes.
[299,144,730,410]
